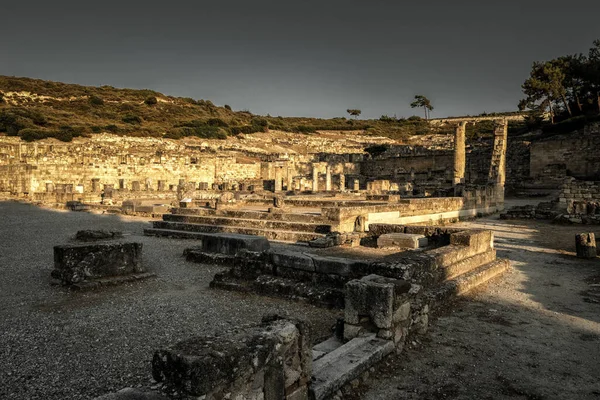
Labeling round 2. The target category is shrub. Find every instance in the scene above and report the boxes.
[224,104,232,111]
[104,124,119,133]
[122,114,142,124]
[379,115,396,122]
[144,96,158,105]
[91,126,102,133]
[19,128,50,142]
[0,91,4,103]
[294,125,316,134]
[89,95,104,106]
[207,118,229,127]
[365,144,389,158]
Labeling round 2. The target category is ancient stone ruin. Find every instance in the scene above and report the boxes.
[51,230,154,290]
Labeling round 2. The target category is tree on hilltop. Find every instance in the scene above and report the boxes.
[347,109,361,119]
[410,95,433,120]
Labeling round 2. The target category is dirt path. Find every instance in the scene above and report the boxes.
[357,217,600,400]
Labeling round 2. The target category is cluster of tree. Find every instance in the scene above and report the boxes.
[519,39,600,123]
[347,95,434,122]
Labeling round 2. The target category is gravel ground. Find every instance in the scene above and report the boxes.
[0,201,341,400]
[354,216,600,400]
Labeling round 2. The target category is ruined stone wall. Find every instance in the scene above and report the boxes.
[558,178,600,211]
[530,134,600,180]
[360,153,454,178]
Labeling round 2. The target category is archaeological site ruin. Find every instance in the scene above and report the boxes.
[2,29,600,400]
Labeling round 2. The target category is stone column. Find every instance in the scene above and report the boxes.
[287,167,293,191]
[91,178,100,193]
[353,179,360,191]
[312,165,319,192]
[489,119,508,209]
[325,165,332,191]
[157,180,166,191]
[453,121,467,186]
[339,173,346,192]
[274,167,283,192]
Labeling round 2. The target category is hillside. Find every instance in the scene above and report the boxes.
[0,75,525,143]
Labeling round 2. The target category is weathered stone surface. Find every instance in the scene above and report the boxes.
[377,233,428,249]
[93,388,168,400]
[184,232,270,255]
[152,316,311,399]
[52,242,144,285]
[345,275,410,332]
[576,233,597,259]
[310,334,394,400]
[75,230,123,241]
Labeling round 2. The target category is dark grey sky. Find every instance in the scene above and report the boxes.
[2,1,599,119]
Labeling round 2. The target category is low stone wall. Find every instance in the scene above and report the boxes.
[210,226,496,308]
[322,185,501,232]
[558,178,600,210]
[152,315,311,400]
[52,241,146,287]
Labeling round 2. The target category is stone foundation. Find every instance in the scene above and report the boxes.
[52,242,146,286]
[152,315,311,400]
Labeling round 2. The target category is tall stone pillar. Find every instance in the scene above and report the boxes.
[325,165,332,191]
[353,179,360,191]
[287,167,294,191]
[274,167,283,192]
[312,165,319,192]
[453,121,467,186]
[339,173,346,192]
[489,119,508,210]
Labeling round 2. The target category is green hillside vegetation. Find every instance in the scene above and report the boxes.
[0,75,526,143]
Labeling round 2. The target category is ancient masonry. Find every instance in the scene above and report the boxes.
[24,122,517,400]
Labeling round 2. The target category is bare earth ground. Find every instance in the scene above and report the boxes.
[356,215,600,400]
[0,201,341,400]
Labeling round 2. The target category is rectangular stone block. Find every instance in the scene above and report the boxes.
[52,242,144,285]
[190,233,270,255]
[345,275,411,331]
[152,317,311,399]
[377,233,428,249]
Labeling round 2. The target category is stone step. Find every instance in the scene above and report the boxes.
[172,208,329,223]
[210,273,345,308]
[309,334,395,400]
[434,259,510,302]
[442,249,497,280]
[312,336,344,362]
[163,213,332,233]
[147,222,326,243]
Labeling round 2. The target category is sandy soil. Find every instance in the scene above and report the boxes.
[355,216,600,400]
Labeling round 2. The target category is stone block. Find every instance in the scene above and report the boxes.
[92,387,169,400]
[189,233,270,255]
[377,233,428,249]
[450,230,493,253]
[75,230,123,241]
[52,242,144,285]
[270,250,315,272]
[345,275,411,330]
[152,317,311,398]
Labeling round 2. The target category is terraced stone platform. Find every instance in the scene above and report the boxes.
[145,206,333,243]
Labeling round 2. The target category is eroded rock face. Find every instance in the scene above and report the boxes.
[52,242,144,285]
[152,315,311,399]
